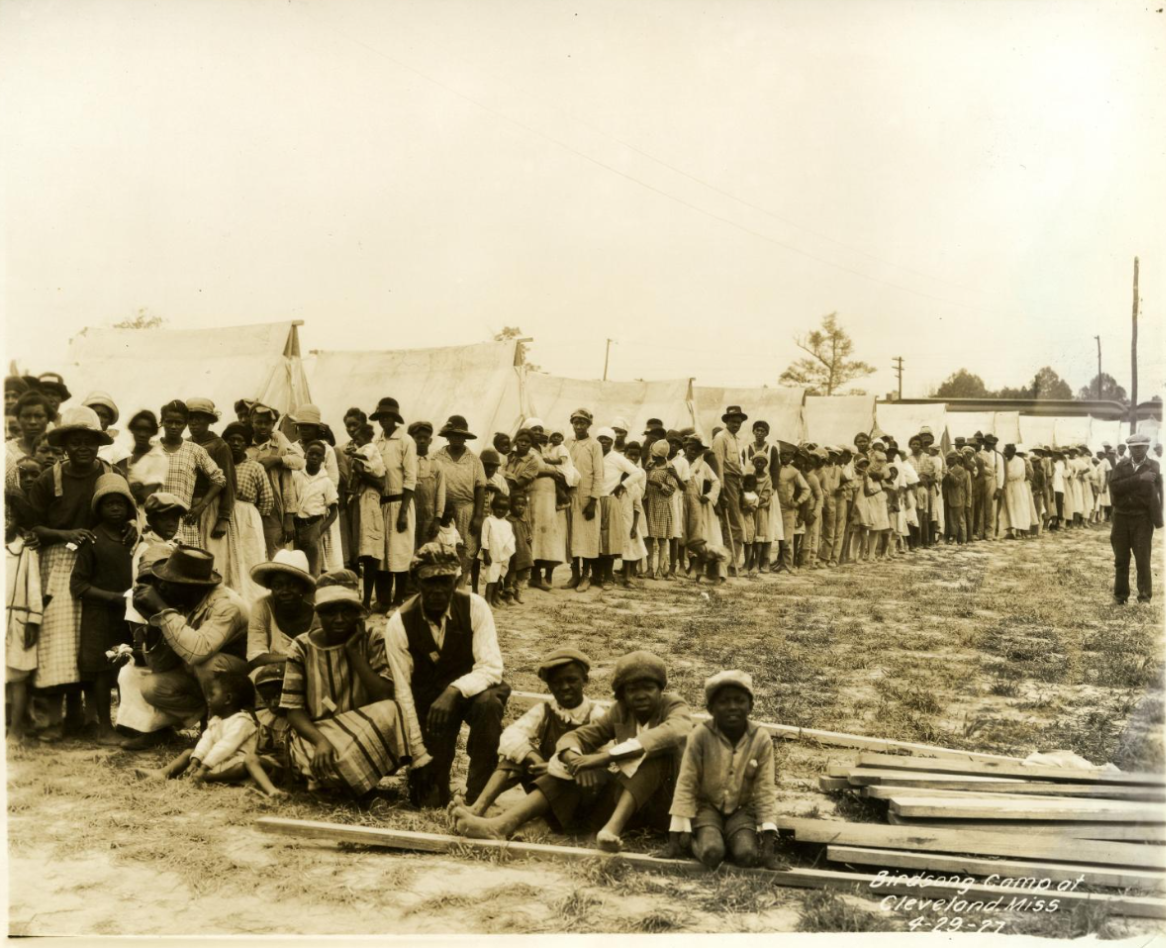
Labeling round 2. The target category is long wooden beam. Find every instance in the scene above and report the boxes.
[778,818,1166,869]
[826,845,1166,893]
[890,796,1163,824]
[855,753,1163,786]
[864,785,1166,805]
[849,772,1165,799]
[884,813,1166,842]
[256,818,1166,918]
[509,691,1023,763]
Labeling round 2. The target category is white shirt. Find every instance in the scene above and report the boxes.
[601,449,643,496]
[191,710,259,770]
[496,697,603,764]
[293,467,339,517]
[383,592,503,767]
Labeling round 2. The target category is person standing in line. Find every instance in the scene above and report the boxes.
[369,397,417,611]
[565,409,604,593]
[711,407,747,575]
[432,415,486,589]
[247,403,304,558]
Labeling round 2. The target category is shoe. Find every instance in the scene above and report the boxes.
[565,574,581,590]
[1137,597,1151,604]
[576,577,591,593]
[1114,598,1128,606]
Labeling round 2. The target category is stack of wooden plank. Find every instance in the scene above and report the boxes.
[789,751,1166,914]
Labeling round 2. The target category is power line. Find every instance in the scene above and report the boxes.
[292,3,1031,323]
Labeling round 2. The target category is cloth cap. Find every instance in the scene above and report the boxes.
[291,404,323,426]
[314,584,365,610]
[752,420,770,433]
[318,568,361,590]
[610,416,630,433]
[46,406,115,447]
[650,440,670,458]
[537,647,592,682]
[611,649,667,695]
[411,542,462,579]
[570,408,593,423]
[704,669,754,705]
[524,417,545,430]
[144,491,189,515]
[222,422,253,445]
[249,402,279,419]
[136,543,174,580]
[407,420,434,437]
[185,397,221,420]
[82,391,120,425]
[1127,432,1151,445]
[683,434,708,451]
[90,473,137,515]
[250,549,315,589]
[595,426,617,442]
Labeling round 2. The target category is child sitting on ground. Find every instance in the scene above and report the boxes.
[453,649,693,853]
[136,670,284,797]
[6,492,43,744]
[71,474,136,745]
[479,492,516,607]
[504,491,533,604]
[462,647,603,816]
[667,670,784,870]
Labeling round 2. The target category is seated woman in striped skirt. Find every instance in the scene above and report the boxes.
[279,572,408,800]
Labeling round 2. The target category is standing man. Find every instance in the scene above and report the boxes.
[978,434,1002,540]
[1108,433,1163,605]
[247,403,304,558]
[370,397,417,611]
[712,406,747,575]
[565,409,604,592]
[385,543,509,808]
[816,447,841,566]
[433,415,485,583]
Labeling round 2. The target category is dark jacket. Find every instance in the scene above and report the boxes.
[1109,457,1164,527]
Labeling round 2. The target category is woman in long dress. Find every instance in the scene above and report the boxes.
[526,422,574,590]
[681,433,725,581]
[223,422,275,602]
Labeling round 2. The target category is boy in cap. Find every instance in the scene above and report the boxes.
[462,647,603,816]
[668,670,782,870]
[247,402,305,558]
[453,649,693,852]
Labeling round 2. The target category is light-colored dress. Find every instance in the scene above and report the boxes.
[530,447,574,564]
[231,458,274,602]
[621,479,648,562]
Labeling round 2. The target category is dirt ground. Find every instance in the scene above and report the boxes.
[6,526,1164,937]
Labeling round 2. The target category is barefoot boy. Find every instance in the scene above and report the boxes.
[465,647,602,816]
[453,649,692,852]
[667,670,783,869]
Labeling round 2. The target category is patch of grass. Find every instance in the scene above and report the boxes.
[795,890,898,932]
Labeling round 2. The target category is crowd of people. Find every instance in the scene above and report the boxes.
[4,370,1162,863]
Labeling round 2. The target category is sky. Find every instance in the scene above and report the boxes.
[2,0,1164,401]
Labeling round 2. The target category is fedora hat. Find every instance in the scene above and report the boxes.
[721,405,748,422]
[290,404,323,426]
[28,372,72,401]
[438,414,477,439]
[46,407,114,447]
[370,397,404,424]
[642,417,665,435]
[250,549,316,590]
[151,545,222,586]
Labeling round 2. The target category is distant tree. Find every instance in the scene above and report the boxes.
[1077,373,1128,403]
[493,326,540,372]
[113,308,164,330]
[1030,366,1073,400]
[934,369,990,399]
[779,313,875,396]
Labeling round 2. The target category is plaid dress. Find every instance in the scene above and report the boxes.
[161,441,223,546]
[644,465,675,539]
[280,626,408,795]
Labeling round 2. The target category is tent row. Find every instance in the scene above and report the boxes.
[61,327,1133,453]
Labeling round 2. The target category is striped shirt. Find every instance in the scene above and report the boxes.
[280,626,393,720]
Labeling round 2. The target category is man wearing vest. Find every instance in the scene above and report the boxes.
[385,542,510,808]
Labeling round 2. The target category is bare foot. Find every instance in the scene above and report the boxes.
[452,809,508,840]
[134,768,164,781]
[596,829,623,853]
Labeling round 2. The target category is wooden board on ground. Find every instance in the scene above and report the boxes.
[889,795,1164,823]
[778,818,1166,869]
[256,818,1166,919]
[819,776,850,792]
[825,845,1166,893]
[855,752,1164,786]
[851,773,1166,799]
[509,692,1025,763]
[884,813,1166,842]
[864,785,1166,804]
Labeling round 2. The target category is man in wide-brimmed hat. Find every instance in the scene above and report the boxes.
[384,542,510,808]
[712,406,747,574]
[433,414,486,589]
[126,545,249,747]
[368,397,417,610]
[24,372,72,423]
[247,401,306,558]
[565,408,604,591]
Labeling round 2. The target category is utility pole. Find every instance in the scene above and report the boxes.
[1094,335,1102,400]
[891,356,904,399]
[603,338,613,381]
[1130,257,1139,433]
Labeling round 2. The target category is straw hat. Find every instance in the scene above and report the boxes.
[250,549,316,590]
[46,407,114,447]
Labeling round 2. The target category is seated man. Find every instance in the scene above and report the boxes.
[384,542,510,808]
[126,545,249,748]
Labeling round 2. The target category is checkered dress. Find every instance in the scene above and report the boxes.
[161,441,223,546]
[645,466,675,539]
[33,543,82,689]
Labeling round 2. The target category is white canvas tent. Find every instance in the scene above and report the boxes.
[307,341,524,443]
[1089,418,1127,450]
[874,402,949,448]
[693,386,805,443]
[944,410,1021,443]
[1052,415,1094,448]
[803,395,877,447]
[63,321,311,451]
[1018,415,1059,448]
[521,373,695,436]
